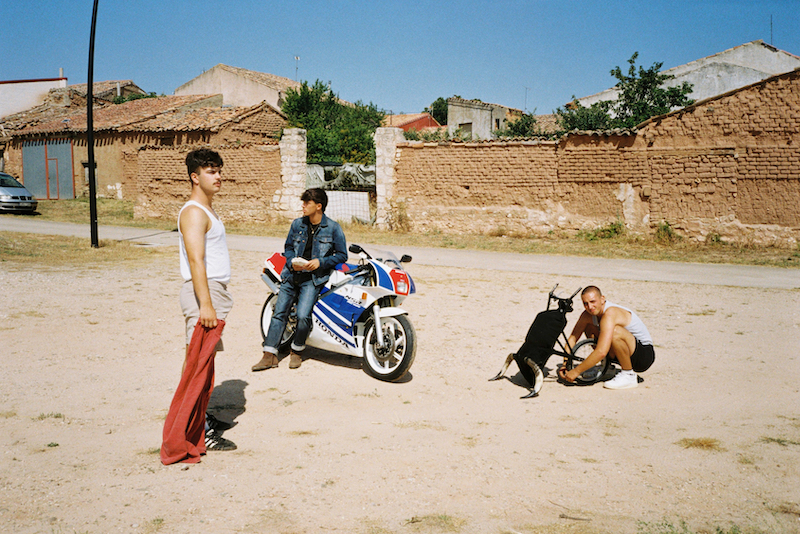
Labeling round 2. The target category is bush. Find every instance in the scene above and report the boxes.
[654,221,681,245]
[578,219,625,241]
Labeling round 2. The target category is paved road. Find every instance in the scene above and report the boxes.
[2,217,798,289]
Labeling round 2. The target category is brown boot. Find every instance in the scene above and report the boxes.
[289,351,303,369]
[252,352,278,372]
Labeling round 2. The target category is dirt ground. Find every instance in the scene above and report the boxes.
[1,246,799,534]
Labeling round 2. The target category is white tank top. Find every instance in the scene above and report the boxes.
[178,200,231,284]
[593,300,653,345]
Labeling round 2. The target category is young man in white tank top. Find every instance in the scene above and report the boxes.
[559,285,655,390]
[176,148,235,451]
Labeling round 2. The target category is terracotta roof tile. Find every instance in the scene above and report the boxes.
[382,113,436,127]
[1,95,286,138]
[68,80,147,101]
[4,95,215,135]
[214,64,301,93]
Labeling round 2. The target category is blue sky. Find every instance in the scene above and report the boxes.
[3,0,799,116]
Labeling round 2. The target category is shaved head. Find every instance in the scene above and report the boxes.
[582,285,602,298]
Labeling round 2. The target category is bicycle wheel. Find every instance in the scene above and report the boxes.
[566,338,609,384]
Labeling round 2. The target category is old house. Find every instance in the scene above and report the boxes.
[576,40,800,109]
[174,64,301,109]
[0,93,286,201]
[446,98,523,140]
[0,76,69,119]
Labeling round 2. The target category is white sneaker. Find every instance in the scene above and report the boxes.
[604,370,638,390]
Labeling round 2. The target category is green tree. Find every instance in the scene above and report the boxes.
[556,99,612,131]
[282,80,385,164]
[609,52,694,128]
[424,97,448,125]
[556,52,694,131]
[494,112,539,137]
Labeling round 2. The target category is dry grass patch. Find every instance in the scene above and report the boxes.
[15,200,800,268]
[33,412,64,421]
[760,436,800,447]
[287,430,318,437]
[0,232,169,266]
[676,437,724,451]
[405,514,466,532]
[394,420,446,431]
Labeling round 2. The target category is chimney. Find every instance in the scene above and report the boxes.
[59,67,64,78]
[116,82,121,97]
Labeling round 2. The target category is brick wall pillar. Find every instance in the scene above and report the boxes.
[275,128,307,220]
[374,127,405,229]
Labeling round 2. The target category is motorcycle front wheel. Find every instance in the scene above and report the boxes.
[363,315,416,382]
[260,294,296,352]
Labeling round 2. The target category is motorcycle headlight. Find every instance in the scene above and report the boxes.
[390,269,410,296]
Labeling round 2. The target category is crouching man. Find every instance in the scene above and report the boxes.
[559,286,655,389]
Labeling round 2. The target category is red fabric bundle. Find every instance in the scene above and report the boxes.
[160,319,225,465]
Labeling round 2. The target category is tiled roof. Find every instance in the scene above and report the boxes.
[0,88,102,134]
[69,80,146,99]
[4,95,217,135]
[533,113,560,134]
[120,101,286,135]
[382,113,437,127]
[448,97,523,114]
[1,95,286,138]
[215,64,302,93]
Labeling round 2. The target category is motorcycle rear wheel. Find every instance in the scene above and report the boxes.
[260,294,296,352]
[363,315,416,382]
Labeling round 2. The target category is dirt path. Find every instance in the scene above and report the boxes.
[1,247,799,533]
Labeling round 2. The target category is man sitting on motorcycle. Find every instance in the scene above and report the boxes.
[252,188,347,371]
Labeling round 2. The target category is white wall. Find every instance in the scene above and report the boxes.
[576,41,800,110]
[175,67,282,108]
[0,78,67,118]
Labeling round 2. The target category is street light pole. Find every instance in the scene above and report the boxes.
[87,0,100,248]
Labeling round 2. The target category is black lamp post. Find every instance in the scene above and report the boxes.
[87,0,100,248]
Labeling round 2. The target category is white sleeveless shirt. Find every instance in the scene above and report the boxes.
[593,300,653,345]
[178,200,231,284]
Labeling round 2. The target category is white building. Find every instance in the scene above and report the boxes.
[175,64,301,109]
[0,76,67,119]
[576,40,800,110]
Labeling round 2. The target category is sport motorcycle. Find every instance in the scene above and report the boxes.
[260,244,417,382]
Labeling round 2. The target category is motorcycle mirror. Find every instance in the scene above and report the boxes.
[349,244,364,254]
[400,254,412,263]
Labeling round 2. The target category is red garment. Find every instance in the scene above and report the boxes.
[160,319,225,465]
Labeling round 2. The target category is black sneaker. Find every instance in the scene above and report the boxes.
[205,430,237,451]
[206,412,233,432]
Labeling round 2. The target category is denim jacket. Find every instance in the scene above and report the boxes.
[281,213,347,287]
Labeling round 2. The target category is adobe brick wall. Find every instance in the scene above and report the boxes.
[384,70,800,246]
[132,142,282,223]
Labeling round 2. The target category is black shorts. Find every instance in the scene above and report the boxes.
[631,341,655,373]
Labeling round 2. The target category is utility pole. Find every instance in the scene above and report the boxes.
[524,87,530,113]
[87,0,99,248]
[294,56,300,81]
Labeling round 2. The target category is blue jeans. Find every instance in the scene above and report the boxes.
[263,277,320,354]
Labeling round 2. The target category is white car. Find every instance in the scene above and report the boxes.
[0,172,38,214]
